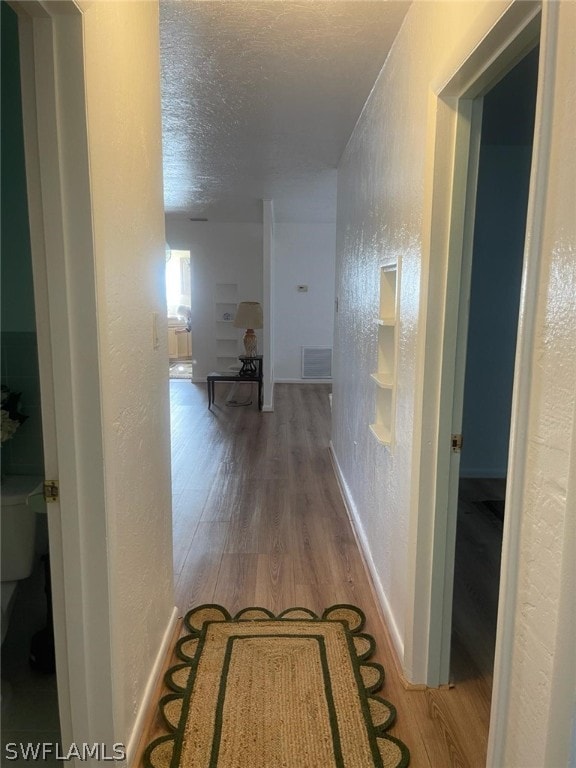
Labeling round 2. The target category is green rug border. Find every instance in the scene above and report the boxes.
[143,604,410,768]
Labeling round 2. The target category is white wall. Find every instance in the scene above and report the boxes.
[334,0,509,660]
[165,219,263,380]
[333,0,576,762]
[494,3,576,765]
[81,0,174,752]
[274,222,336,381]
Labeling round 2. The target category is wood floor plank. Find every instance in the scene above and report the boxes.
[222,482,263,554]
[174,521,228,612]
[213,553,259,614]
[199,472,244,522]
[172,487,210,575]
[256,479,295,555]
[254,553,296,612]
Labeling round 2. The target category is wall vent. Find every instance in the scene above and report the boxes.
[301,346,332,379]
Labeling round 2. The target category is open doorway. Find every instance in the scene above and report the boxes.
[450,48,539,692]
[1,1,60,746]
[166,248,193,379]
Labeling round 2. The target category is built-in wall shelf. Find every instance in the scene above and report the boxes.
[215,303,237,323]
[369,422,392,445]
[370,263,399,447]
[370,372,394,389]
[215,283,239,369]
[215,321,238,339]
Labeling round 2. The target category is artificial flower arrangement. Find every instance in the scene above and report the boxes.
[1,385,28,443]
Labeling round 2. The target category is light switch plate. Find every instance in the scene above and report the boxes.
[152,312,160,349]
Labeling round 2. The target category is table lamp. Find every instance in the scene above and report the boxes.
[233,301,263,357]
[233,301,263,376]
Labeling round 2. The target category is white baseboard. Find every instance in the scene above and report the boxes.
[262,379,275,412]
[191,377,333,386]
[274,378,333,384]
[329,442,405,665]
[126,605,179,766]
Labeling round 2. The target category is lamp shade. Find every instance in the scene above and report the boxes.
[233,301,263,329]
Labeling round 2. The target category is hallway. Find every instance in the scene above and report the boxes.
[141,381,491,766]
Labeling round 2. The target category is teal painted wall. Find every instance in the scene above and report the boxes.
[459,50,538,478]
[1,2,35,332]
[1,3,44,475]
[459,145,532,477]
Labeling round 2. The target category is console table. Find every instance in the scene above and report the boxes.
[207,356,263,411]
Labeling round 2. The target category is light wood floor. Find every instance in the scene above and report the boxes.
[139,381,501,767]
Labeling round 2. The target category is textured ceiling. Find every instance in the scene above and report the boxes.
[160,1,410,222]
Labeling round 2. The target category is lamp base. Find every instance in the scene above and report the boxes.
[243,329,258,357]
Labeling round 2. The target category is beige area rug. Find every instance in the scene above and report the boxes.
[144,604,410,768]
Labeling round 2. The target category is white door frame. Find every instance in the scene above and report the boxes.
[406,0,548,716]
[13,0,115,755]
[262,199,275,411]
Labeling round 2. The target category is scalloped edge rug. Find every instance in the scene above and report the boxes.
[143,604,410,768]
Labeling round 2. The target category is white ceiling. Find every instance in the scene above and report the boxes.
[160,1,410,222]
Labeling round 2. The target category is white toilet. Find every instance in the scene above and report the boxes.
[1,475,43,644]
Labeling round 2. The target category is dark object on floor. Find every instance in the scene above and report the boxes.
[476,499,505,522]
[30,626,55,673]
[29,555,55,673]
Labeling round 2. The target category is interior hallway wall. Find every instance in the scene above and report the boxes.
[497,3,576,765]
[332,1,576,762]
[333,0,513,660]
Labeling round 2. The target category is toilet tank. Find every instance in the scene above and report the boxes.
[1,475,41,581]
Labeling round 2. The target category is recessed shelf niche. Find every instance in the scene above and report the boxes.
[370,263,398,446]
[215,283,240,368]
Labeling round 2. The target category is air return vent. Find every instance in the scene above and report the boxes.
[301,346,332,379]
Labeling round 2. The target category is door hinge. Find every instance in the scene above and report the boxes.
[451,434,463,453]
[43,480,59,503]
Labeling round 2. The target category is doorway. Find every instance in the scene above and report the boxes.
[166,249,193,379]
[450,48,539,689]
[1,1,60,747]
[12,0,119,748]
